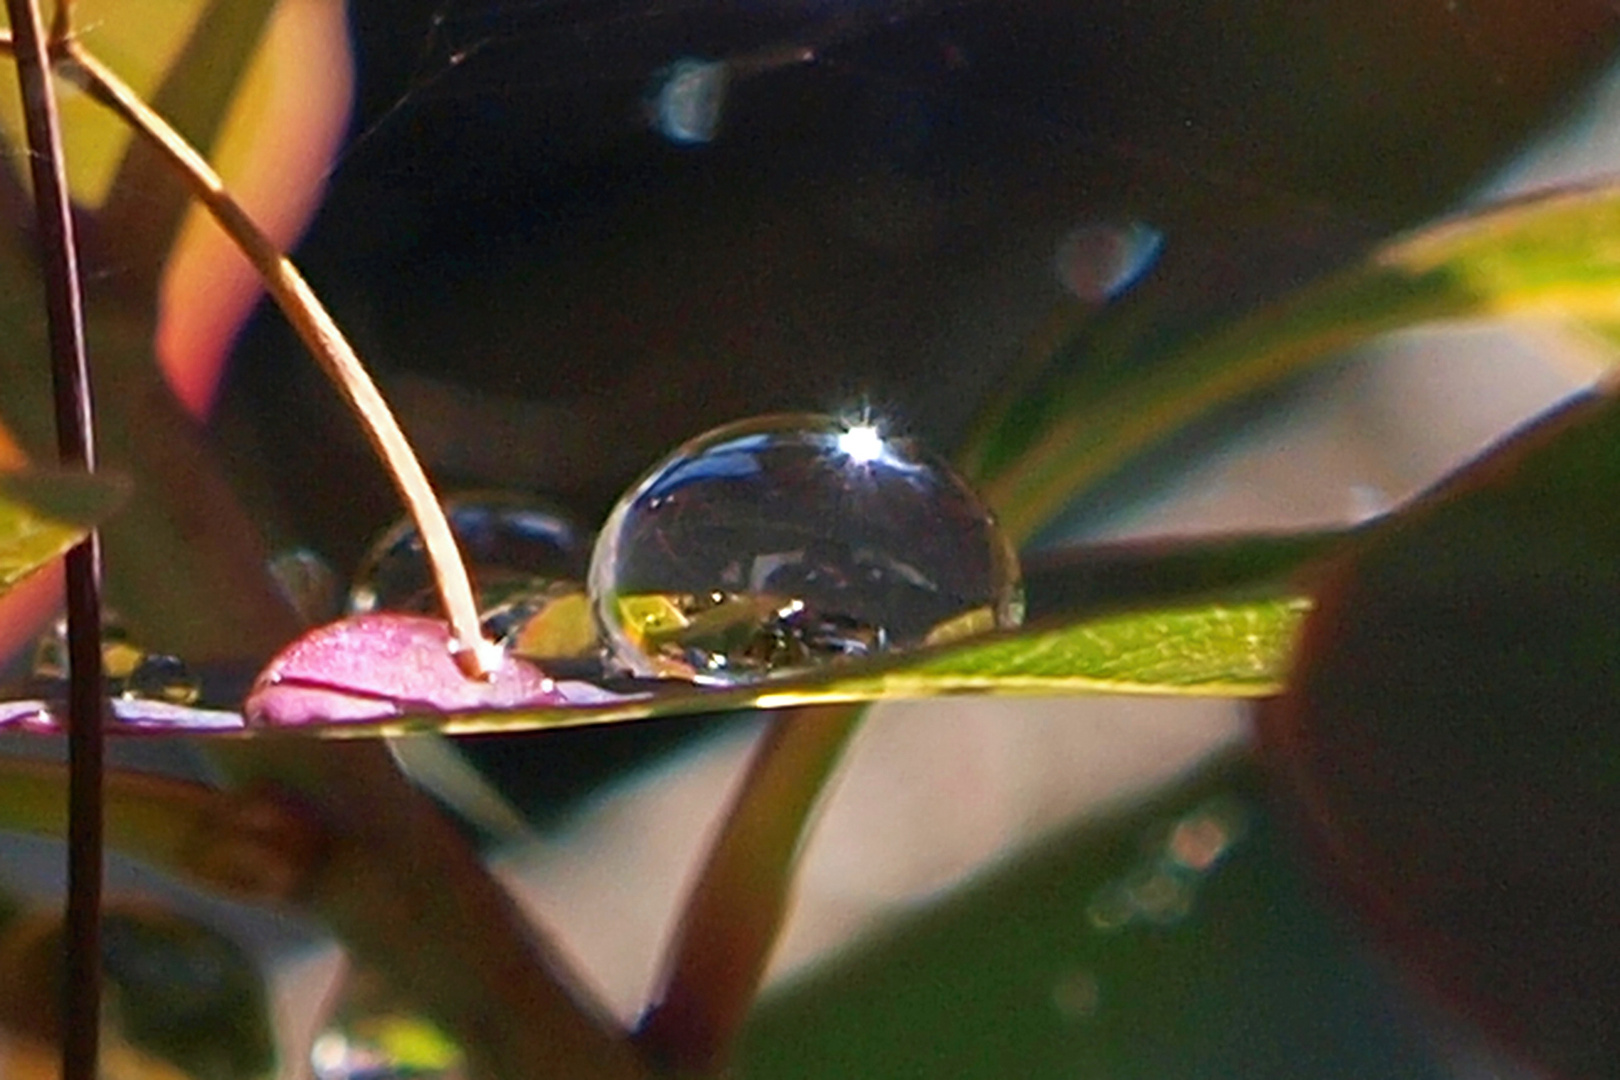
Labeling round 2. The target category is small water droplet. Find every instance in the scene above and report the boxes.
[312,967,466,1080]
[349,493,588,616]
[310,1013,466,1080]
[1053,220,1164,304]
[589,413,1023,684]
[1124,866,1194,925]
[123,653,202,706]
[1085,881,1136,932]
[648,57,730,145]
[32,611,145,683]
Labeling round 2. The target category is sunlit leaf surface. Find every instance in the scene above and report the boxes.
[0,469,128,594]
[966,180,1620,543]
[226,597,1305,738]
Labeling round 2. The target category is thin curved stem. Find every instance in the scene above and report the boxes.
[55,38,500,679]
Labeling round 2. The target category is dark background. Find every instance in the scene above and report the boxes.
[211,0,1620,812]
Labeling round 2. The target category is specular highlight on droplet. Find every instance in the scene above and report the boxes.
[588,412,1023,685]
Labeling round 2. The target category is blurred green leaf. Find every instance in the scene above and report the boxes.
[1260,389,1620,1080]
[1021,528,1348,620]
[965,180,1620,544]
[0,227,305,662]
[0,901,275,1080]
[0,0,269,209]
[96,0,279,293]
[0,468,128,594]
[736,755,1451,1080]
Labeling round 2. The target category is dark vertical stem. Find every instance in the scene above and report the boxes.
[4,3,104,1079]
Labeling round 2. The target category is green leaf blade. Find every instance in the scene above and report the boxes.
[0,468,128,594]
[258,595,1306,740]
[966,180,1620,546]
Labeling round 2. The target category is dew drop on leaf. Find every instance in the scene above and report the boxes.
[588,413,1024,684]
[348,493,589,617]
[123,653,202,706]
[310,1011,465,1080]
[1053,220,1164,303]
[32,611,145,684]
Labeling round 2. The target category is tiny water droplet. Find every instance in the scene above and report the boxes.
[1165,796,1248,874]
[32,611,144,683]
[647,57,730,145]
[310,1013,466,1080]
[349,493,588,616]
[588,413,1023,684]
[1054,220,1164,304]
[312,967,466,1080]
[124,653,202,706]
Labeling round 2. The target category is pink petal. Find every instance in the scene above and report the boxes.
[245,614,566,727]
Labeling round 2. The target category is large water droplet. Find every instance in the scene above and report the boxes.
[349,493,588,616]
[1053,220,1164,304]
[588,413,1023,684]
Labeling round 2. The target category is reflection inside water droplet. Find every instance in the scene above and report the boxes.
[588,413,1023,684]
[349,493,589,617]
[1054,220,1164,303]
[32,611,144,684]
[481,581,600,665]
[124,653,202,706]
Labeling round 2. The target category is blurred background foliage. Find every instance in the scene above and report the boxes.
[2,0,1620,1077]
